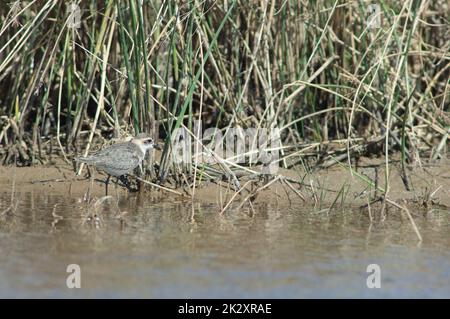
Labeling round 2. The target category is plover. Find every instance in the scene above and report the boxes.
[75,133,159,194]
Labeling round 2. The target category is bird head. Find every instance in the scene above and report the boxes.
[132,133,161,153]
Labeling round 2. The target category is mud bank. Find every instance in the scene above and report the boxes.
[0,157,449,210]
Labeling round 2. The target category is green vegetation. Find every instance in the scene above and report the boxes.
[0,0,448,195]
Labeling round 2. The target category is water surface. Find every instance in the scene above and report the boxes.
[0,191,449,298]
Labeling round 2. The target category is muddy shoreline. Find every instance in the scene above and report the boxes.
[1,156,449,210]
[1,157,449,298]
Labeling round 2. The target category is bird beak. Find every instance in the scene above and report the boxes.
[153,143,162,150]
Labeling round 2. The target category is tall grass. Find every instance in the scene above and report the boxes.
[0,0,448,193]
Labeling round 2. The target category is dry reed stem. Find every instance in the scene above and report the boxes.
[385,197,423,242]
[134,175,184,196]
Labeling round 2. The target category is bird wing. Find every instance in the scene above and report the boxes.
[76,143,124,163]
[93,142,141,176]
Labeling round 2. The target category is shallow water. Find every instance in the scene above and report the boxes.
[0,190,449,298]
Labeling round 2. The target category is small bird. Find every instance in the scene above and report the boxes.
[75,133,159,195]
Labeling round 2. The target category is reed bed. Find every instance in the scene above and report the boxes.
[0,0,448,196]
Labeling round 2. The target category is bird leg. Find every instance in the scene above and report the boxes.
[105,175,111,196]
[118,175,136,192]
[137,163,145,193]
[114,176,119,198]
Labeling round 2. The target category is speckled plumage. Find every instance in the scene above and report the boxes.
[76,141,144,177]
[75,134,157,178]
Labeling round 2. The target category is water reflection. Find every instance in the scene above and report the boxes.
[0,191,449,298]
